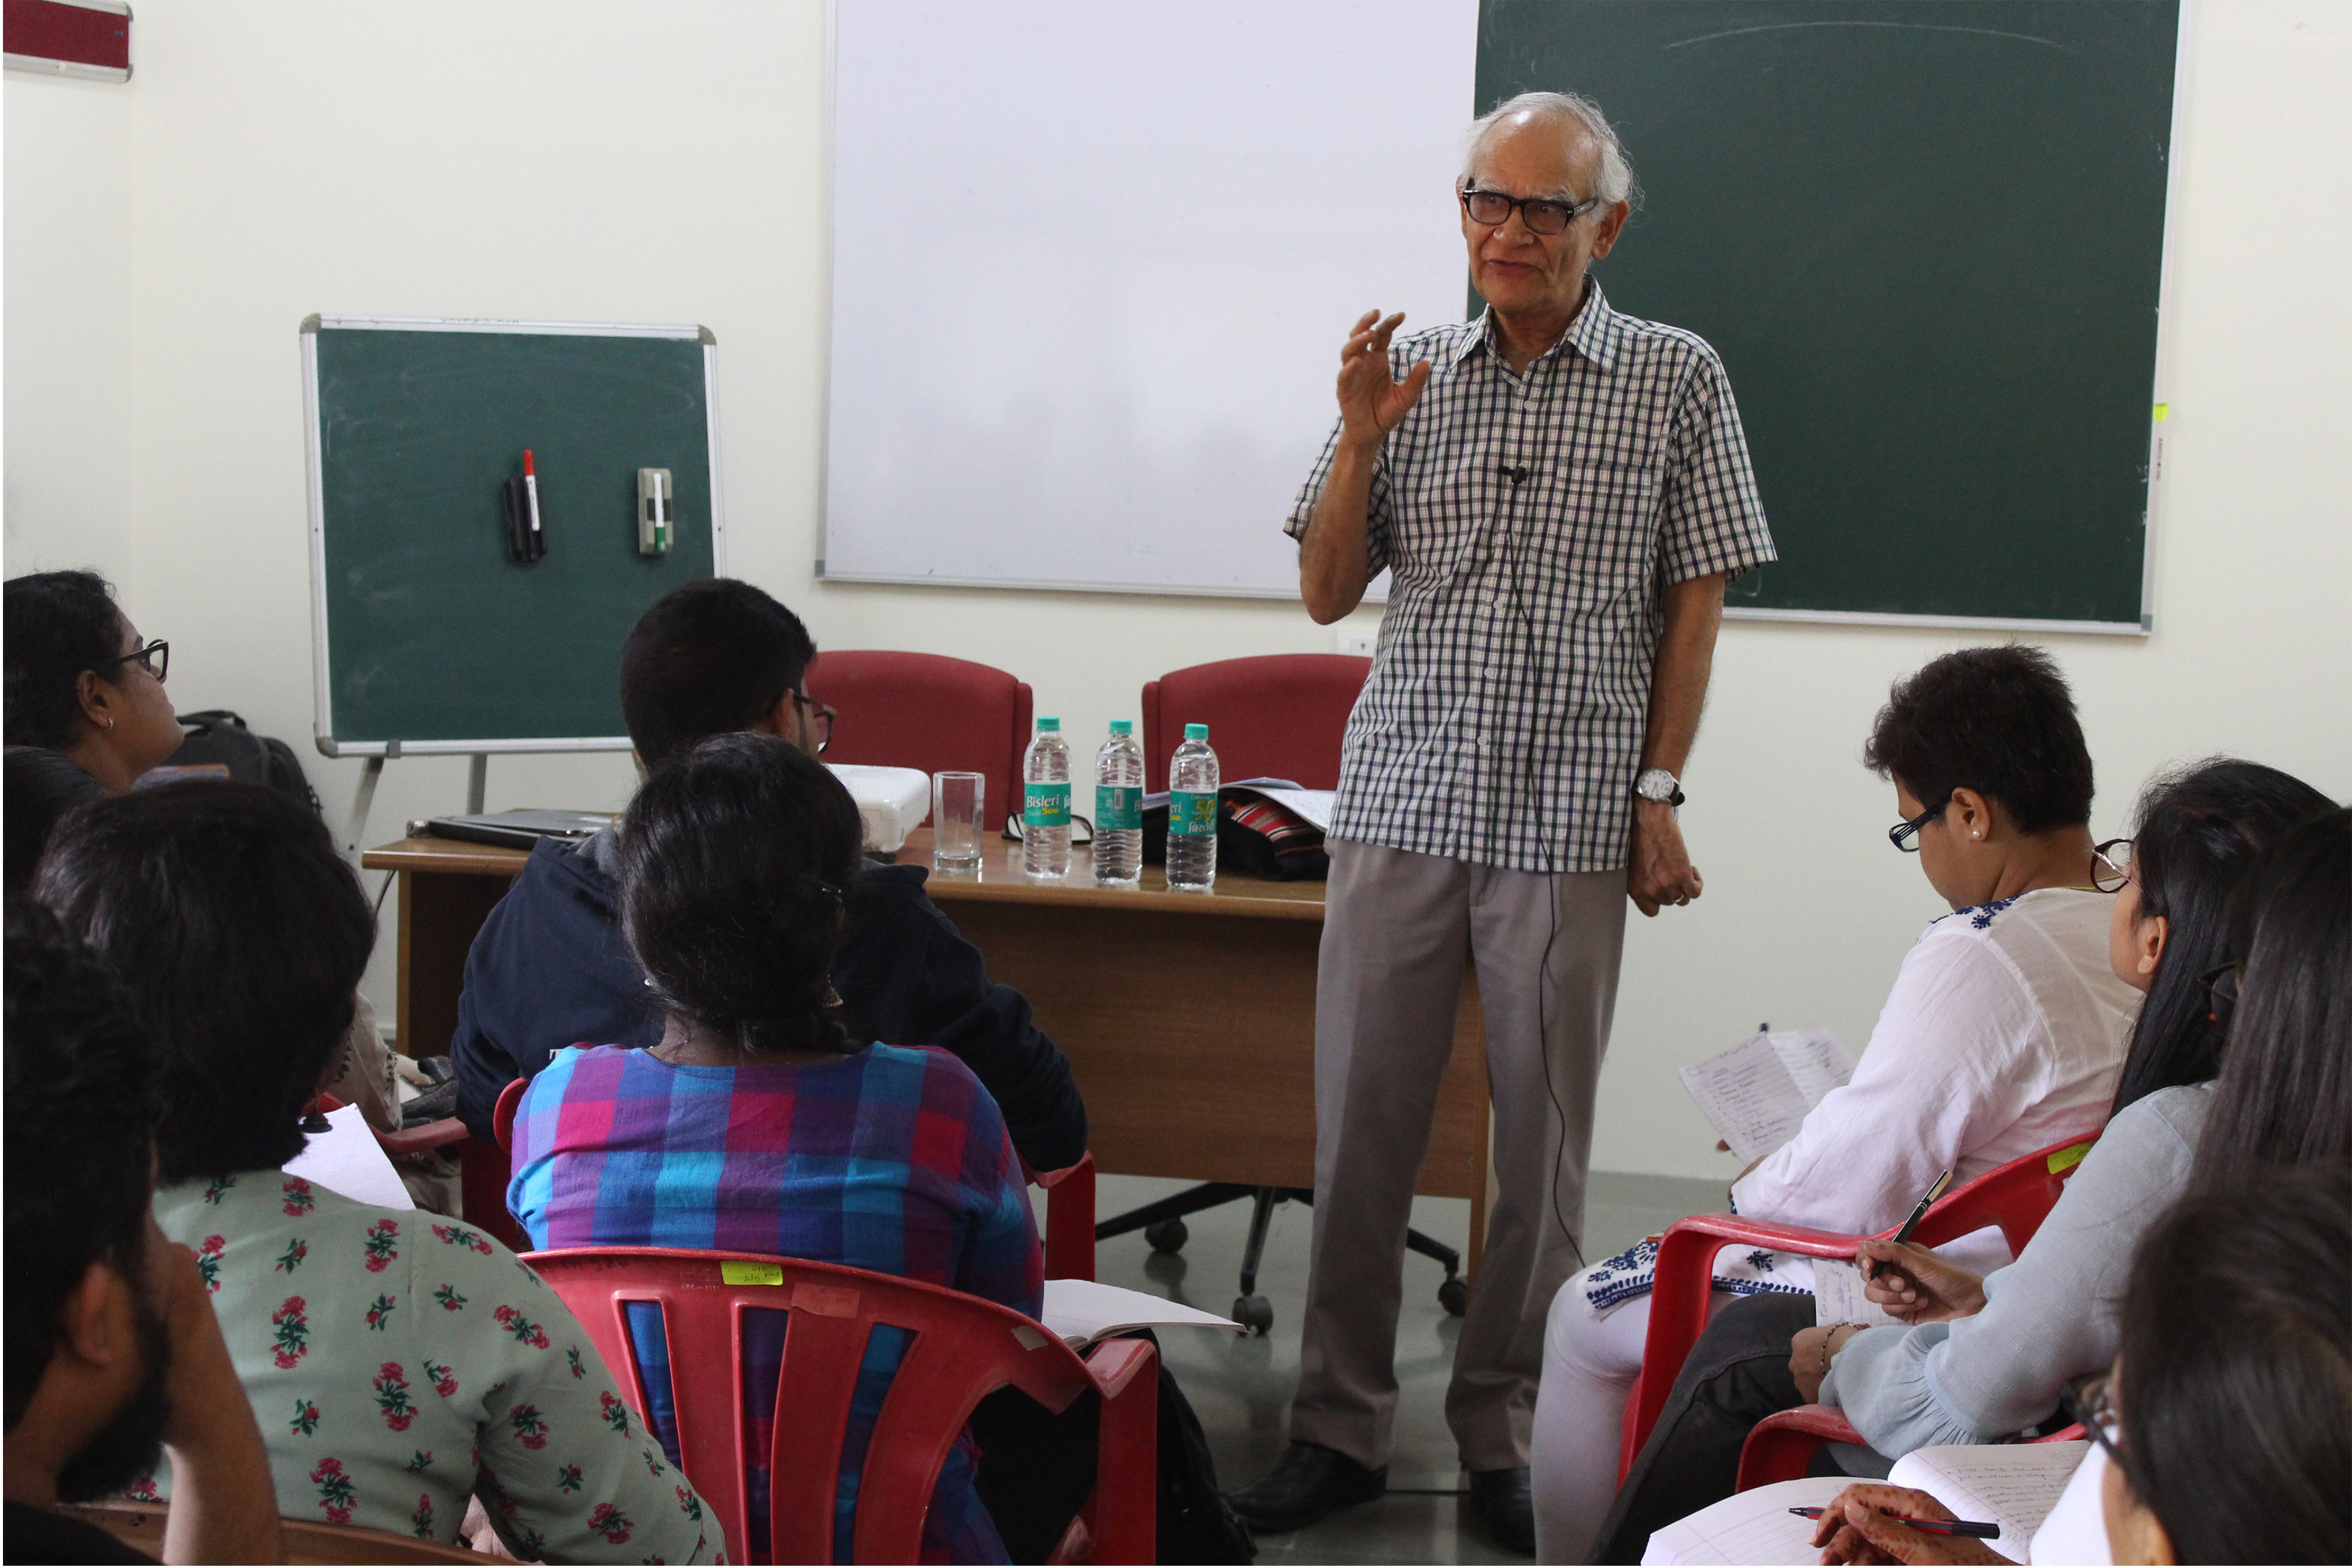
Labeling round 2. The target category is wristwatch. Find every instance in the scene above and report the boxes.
[1633,768,1685,807]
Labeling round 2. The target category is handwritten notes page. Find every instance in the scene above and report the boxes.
[1680,1030,1852,1164]
[1890,1442,2090,1562]
[1813,1258,1910,1329]
[1640,1478,1847,1564]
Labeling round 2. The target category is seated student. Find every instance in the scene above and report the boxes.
[3,571,181,893]
[0,570,403,1141]
[1532,645,2145,1561]
[35,783,719,1563]
[507,733,1040,1562]
[1589,798,2350,1563]
[451,577,1087,1172]
[4,904,282,1567]
[1804,1164,2352,1567]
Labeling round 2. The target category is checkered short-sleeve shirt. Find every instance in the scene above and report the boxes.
[1284,283,1776,873]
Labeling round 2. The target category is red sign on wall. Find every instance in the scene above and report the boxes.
[4,0,131,82]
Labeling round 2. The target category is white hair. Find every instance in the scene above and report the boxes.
[1461,90,1638,210]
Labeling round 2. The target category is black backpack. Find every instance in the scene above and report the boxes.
[160,710,322,815]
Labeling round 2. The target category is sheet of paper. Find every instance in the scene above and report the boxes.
[1767,1029,1855,1108]
[1236,785,1336,833]
[1679,1034,1812,1164]
[282,1103,413,1211]
[1890,1441,2088,1563]
[1639,1477,1848,1564]
[1813,1258,1909,1329]
[1039,1279,1243,1349]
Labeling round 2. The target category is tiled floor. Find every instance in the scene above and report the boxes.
[1082,1169,1727,1564]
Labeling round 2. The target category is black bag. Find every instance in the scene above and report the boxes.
[159,710,322,815]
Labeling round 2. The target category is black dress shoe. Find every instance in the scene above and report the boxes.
[1469,1465,1535,1556]
[1225,1442,1387,1533]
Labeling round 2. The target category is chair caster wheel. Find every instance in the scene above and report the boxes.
[1144,1219,1189,1255]
[1438,1276,1468,1316]
[1234,1294,1274,1336]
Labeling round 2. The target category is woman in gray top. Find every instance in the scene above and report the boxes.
[1586,768,2338,1563]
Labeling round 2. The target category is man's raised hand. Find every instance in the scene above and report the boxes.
[1337,311,1431,446]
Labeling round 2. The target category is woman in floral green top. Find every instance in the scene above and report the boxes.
[37,781,721,1563]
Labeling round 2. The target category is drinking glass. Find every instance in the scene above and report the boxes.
[932,772,986,870]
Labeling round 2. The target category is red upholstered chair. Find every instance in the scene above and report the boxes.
[806,651,1033,829]
[1139,653,1370,790]
[1619,1134,2101,1481]
[526,1247,1158,1564]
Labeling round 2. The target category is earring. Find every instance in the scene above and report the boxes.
[821,983,845,1009]
[102,716,116,730]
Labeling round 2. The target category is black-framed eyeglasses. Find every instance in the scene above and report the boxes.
[2199,959,2240,1031]
[2061,1370,2126,1474]
[2091,838,2134,894]
[1459,184,1600,236]
[791,691,835,755]
[1888,796,1950,854]
[102,639,169,684]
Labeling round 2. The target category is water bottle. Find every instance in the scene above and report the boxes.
[1022,717,1072,881]
[1093,719,1144,886]
[1166,721,1219,892]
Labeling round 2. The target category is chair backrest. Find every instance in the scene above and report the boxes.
[525,1246,1145,1564]
[805,651,1033,827]
[1141,654,1370,791]
[62,1500,499,1563]
[459,1078,534,1255]
[1910,1134,2098,1257]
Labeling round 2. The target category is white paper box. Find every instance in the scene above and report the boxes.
[824,763,932,854]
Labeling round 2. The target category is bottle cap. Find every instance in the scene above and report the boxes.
[1184,722,1209,740]
[1037,717,1060,731]
[1108,719,1133,735]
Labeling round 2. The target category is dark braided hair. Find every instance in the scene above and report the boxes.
[617,732,865,1057]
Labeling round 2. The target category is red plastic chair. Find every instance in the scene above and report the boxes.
[1140,654,1370,791]
[1026,1152,1100,1282]
[806,651,1034,829]
[1735,1406,2087,1491]
[526,1247,1158,1564]
[1621,1134,2099,1479]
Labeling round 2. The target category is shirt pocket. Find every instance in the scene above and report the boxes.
[1531,459,1665,611]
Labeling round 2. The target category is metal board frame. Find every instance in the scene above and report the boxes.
[300,313,726,758]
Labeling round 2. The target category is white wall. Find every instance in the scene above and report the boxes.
[6,0,2348,1179]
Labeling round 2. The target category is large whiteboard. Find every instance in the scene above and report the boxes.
[823,0,1477,598]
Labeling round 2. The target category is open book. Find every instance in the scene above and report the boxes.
[1038,1279,1244,1351]
[1639,1442,2088,1564]
[1680,1029,1855,1165]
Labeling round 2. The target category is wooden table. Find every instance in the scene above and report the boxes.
[362,828,1495,1268]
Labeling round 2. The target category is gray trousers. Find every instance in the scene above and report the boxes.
[1290,840,1627,1473]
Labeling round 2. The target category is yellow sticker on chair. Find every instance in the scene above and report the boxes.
[720,1260,785,1287]
[2047,1141,2093,1175]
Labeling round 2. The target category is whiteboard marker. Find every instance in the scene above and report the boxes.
[523,449,543,544]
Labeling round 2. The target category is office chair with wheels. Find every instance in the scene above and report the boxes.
[1097,655,1467,1334]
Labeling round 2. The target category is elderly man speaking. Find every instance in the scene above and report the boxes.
[1230,92,1776,1551]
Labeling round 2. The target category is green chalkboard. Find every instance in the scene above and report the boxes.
[1477,1,2177,628]
[304,319,721,752]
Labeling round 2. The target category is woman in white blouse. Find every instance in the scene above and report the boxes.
[1531,645,2144,1563]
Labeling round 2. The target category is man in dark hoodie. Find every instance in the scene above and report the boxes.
[450,578,1088,1171]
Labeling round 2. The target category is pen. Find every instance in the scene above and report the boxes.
[1788,1506,2000,1539]
[1869,1167,1953,1280]
[523,449,543,543]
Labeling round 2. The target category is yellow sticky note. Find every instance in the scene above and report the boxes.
[2152,403,2169,422]
[720,1259,785,1287]
[2047,1141,2093,1175]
